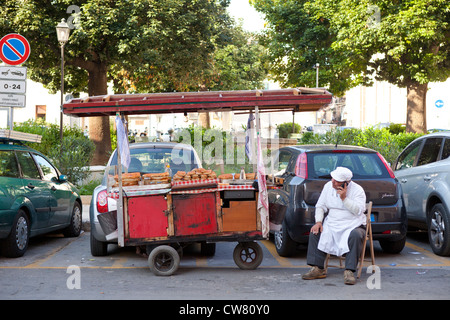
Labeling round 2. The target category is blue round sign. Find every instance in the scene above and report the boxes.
[0,34,31,66]
[435,100,444,108]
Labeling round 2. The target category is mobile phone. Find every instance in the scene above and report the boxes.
[341,181,348,188]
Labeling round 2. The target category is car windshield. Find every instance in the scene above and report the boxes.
[307,152,390,179]
[108,146,199,175]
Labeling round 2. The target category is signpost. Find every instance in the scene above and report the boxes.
[0,34,30,129]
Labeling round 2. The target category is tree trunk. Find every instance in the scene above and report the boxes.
[406,82,428,134]
[198,112,211,129]
[87,62,112,165]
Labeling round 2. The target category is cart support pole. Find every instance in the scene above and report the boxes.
[116,112,125,247]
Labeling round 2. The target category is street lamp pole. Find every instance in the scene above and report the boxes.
[56,18,70,142]
[315,63,319,88]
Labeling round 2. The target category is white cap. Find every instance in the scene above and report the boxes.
[330,167,353,182]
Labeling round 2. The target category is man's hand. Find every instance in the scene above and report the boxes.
[310,222,323,235]
[337,182,347,200]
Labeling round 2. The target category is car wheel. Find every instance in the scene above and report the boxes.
[62,202,82,237]
[2,209,30,258]
[379,235,406,254]
[200,242,216,256]
[90,232,108,256]
[274,220,296,257]
[427,203,450,256]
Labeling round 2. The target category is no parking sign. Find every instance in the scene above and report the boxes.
[0,34,31,66]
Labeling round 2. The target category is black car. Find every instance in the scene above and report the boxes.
[268,144,407,256]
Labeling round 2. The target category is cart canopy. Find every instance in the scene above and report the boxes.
[63,87,332,117]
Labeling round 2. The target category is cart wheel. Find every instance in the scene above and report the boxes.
[233,242,263,270]
[148,245,180,276]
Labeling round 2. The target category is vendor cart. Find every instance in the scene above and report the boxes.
[105,177,269,275]
[64,88,332,275]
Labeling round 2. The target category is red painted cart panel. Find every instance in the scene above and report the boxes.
[128,195,168,239]
[172,193,217,236]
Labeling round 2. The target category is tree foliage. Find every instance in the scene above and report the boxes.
[0,0,268,164]
[252,0,450,133]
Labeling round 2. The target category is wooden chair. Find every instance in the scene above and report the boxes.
[324,201,375,279]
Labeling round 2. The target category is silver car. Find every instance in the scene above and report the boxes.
[89,142,201,256]
[393,132,450,256]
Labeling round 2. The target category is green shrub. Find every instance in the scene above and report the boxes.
[298,125,424,165]
[12,119,95,186]
[277,122,301,138]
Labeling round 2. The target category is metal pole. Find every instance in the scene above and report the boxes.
[9,107,14,130]
[60,44,65,142]
[315,63,319,88]
[116,112,124,247]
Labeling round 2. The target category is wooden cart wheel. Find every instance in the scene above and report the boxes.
[233,242,263,270]
[148,245,180,276]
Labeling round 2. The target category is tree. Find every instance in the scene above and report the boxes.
[0,0,233,164]
[252,0,450,133]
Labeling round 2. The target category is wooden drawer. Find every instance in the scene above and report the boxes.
[222,200,257,232]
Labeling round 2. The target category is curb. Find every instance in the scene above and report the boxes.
[80,195,92,232]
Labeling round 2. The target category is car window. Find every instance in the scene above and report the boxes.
[441,138,450,160]
[33,154,59,181]
[395,140,422,171]
[109,147,199,174]
[308,152,389,179]
[275,150,292,175]
[16,151,41,180]
[417,138,442,166]
[0,150,20,178]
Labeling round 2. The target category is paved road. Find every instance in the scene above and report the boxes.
[0,225,449,301]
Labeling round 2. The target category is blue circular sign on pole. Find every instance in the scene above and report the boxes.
[435,99,444,108]
[0,34,31,66]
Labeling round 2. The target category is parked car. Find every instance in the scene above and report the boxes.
[393,132,450,256]
[90,142,201,256]
[269,144,407,256]
[0,141,82,257]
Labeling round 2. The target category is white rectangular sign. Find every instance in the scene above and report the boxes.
[0,79,26,94]
[0,66,27,80]
[0,93,26,108]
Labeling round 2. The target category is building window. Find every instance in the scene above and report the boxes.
[36,105,46,121]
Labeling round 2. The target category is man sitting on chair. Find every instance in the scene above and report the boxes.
[302,167,366,285]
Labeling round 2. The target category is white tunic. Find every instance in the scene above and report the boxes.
[315,181,366,256]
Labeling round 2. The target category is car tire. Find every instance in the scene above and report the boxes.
[2,209,30,258]
[200,242,216,256]
[274,220,296,257]
[62,201,82,237]
[427,203,450,256]
[379,235,406,254]
[90,232,108,256]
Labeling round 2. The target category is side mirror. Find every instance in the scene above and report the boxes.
[59,174,68,182]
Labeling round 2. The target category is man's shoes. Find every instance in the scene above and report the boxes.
[344,269,356,285]
[302,266,327,280]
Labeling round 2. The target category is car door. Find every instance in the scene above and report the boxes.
[15,151,51,230]
[395,138,443,221]
[268,149,296,230]
[32,153,71,228]
[0,150,23,236]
